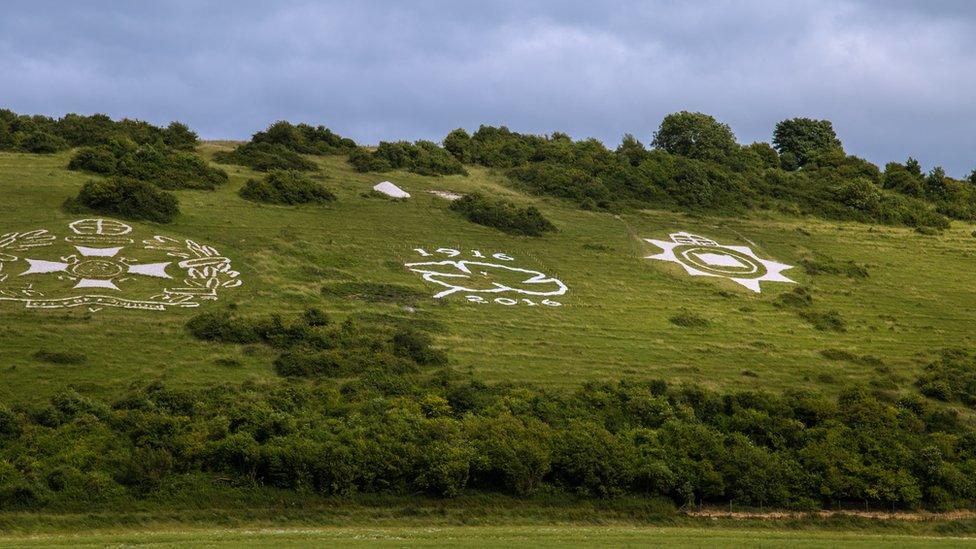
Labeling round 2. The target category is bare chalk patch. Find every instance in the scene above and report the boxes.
[426,190,463,201]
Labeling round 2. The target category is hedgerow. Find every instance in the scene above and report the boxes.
[1,350,975,509]
[239,170,336,205]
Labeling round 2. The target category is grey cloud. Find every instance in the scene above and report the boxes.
[1,0,974,175]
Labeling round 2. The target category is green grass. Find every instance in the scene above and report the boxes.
[2,145,976,404]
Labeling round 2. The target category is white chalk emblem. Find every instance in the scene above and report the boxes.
[0,218,242,311]
[406,248,567,306]
[644,232,795,293]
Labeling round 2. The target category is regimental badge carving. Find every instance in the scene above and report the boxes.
[644,232,795,293]
[0,219,242,311]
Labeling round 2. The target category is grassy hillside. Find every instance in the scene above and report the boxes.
[1,144,974,404]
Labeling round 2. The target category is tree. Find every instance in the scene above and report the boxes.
[443,128,472,163]
[924,167,950,201]
[651,111,738,163]
[745,142,779,169]
[162,122,199,151]
[772,118,843,167]
[967,169,976,186]
[616,134,649,167]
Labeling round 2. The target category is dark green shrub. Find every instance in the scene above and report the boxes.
[507,163,610,208]
[213,142,318,172]
[349,141,467,176]
[392,329,447,366]
[65,177,179,223]
[251,121,356,155]
[0,406,23,439]
[450,193,556,236]
[798,310,846,332]
[347,147,391,172]
[161,122,199,151]
[32,350,86,365]
[302,307,330,327]
[800,256,869,278]
[550,421,636,497]
[917,349,976,405]
[239,170,336,204]
[669,311,710,328]
[186,311,261,344]
[69,143,227,190]
[68,146,118,174]
[443,128,473,163]
[19,131,68,153]
[465,414,551,495]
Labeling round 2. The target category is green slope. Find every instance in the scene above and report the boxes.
[1,144,974,404]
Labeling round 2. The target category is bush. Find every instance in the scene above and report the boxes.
[0,109,200,152]
[69,143,228,190]
[250,121,356,155]
[443,128,473,163]
[798,310,846,332]
[19,131,68,153]
[347,147,391,172]
[68,146,118,174]
[186,309,441,380]
[161,122,199,151]
[669,311,710,328]
[64,177,180,223]
[348,141,467,176]
[213,142,318,172]
[392,329,447,366]
[239,170,336,205]
[917,349,976,405]
[32,350,86,365]
[450,193,556,236]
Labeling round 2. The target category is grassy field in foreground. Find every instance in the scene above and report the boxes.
[3,145,976,403]
[3,525,976,548]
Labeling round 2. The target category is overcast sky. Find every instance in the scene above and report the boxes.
[2,1,974,175]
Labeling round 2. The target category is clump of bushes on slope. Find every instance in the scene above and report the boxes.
[449,193,556,236]
[63,177,180,223]
[212,142,318,172]
[348,140,467,176]
[213,121,356,172]
[3,351,976,508]
[69,140,228,190]
[239,170,336,204]
[250,120,357,154]
[185,307,447,378]
[439,115,958,229]
[916,348,976,405]
[0,108,199,154]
